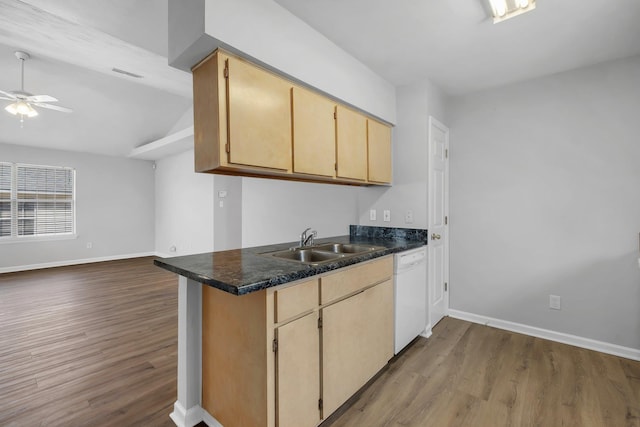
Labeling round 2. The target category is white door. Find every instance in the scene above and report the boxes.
[428,116,449,329]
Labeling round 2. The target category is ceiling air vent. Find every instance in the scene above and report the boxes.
[111,68,143,79]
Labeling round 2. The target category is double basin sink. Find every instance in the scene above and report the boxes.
[261,243,386,266]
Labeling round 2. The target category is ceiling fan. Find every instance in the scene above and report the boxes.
[0,51,72,123]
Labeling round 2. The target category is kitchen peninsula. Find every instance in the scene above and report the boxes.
[155,226,427,427]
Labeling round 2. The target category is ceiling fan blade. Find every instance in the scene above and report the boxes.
[33,102,73,113]
[27,94,58,103]
[0,96,16,101]
[0,89,17,100]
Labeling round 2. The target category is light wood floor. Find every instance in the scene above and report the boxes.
[324,317,640,427]
[2,260,639,427]
[0,257,178,427]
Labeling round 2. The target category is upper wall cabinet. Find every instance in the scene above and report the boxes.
[192,49,392,186]
[291,87,336,178]
[367,119,392,184]
[227,56,292,171]
[335,105,368,182]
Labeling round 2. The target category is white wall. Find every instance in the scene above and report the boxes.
[358,78,447,229]
[168,0,396,124]
[154,148,214,257]
[448,55,640,350]
[214,174,242,251]
[0,142,155,270]
[242,178,359,248]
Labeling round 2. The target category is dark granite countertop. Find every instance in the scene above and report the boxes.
[154,226,427,296]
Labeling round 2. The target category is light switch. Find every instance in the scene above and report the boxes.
[370,209,377,221]
[383,210,391,222]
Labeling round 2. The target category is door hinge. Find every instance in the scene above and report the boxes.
[444,282,448,292]
[445,148,448,159]
[318,398,323,411]
[318,317,323,329]
[334,163,338,172]
[225,143,230,153]
[272,338,278,353]
[223,60,229,79]
[445,216,448,225]
[333,111,337,120]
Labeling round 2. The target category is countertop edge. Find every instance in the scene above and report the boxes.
[154,234,426,295]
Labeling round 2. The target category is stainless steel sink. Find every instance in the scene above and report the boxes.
[269,248,345,264]
[312,243,383,254]
[260,242,386,265]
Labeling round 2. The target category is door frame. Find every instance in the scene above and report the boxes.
[427,115,450,331]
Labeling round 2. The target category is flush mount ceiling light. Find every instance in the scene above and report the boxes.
[489,0,536,23]
[0,51,73,125]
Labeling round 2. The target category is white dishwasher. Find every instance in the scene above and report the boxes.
[394,247,428,354]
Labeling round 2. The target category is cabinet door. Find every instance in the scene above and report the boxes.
[367,119,392,184]
[226,56,292,171]
[321,280,394,417]
[292,87,336,177]
[276,311,320,427]
[335,105,367,181]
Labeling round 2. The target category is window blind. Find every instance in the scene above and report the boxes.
[0,163,11,237]
[0,162,75,239]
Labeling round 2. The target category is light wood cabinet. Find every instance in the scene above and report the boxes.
[292,86,336,178]
[193,49,392,186]
[367,119,393,184]
[226,55,292,171]
[275,311,321,427]
[201,258,393,427]
[321,279,394,416]
[335,105,368,181]
[193,50,292,175]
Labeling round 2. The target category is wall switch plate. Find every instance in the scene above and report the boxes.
[369,209,377,221]
[86,242,92,249]
[549,295,561,310]
[405,210,413,224]
[218,190,227,198]
[383,210,391,222]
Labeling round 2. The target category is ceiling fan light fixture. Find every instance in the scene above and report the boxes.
[5,101,38,117]
[489,0,536,23]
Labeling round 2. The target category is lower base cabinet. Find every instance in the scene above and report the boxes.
[201,256,394,427]
[276,311,321,427]
[321,279,394,416]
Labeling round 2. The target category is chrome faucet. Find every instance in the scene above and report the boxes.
[300,227,317,247]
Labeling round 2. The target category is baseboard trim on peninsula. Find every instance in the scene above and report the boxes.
[169,402,223,427]
[448,309,640,362]
[0,252,157,274]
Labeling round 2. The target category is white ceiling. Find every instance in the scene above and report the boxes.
[274,0,640,95]
[1,0,639,157]
[0,0,191,157]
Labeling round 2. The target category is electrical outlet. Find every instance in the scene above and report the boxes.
[369,209,377,221]
[383,210,391,222]
[405,210,413,224]
[549,295,561,310]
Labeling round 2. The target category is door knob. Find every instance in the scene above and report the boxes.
[431,233,441,240]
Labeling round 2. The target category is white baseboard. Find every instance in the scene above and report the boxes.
[168,401,223,427]
[448,309,640,362]
[0,251,157,274]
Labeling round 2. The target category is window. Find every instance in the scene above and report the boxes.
[0,162,75,240]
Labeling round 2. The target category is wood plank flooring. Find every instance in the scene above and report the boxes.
[2,259,639,427]
[323,317,640,427]
[0,257,178,427]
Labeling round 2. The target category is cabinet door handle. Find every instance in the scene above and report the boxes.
[431,233,441,240]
